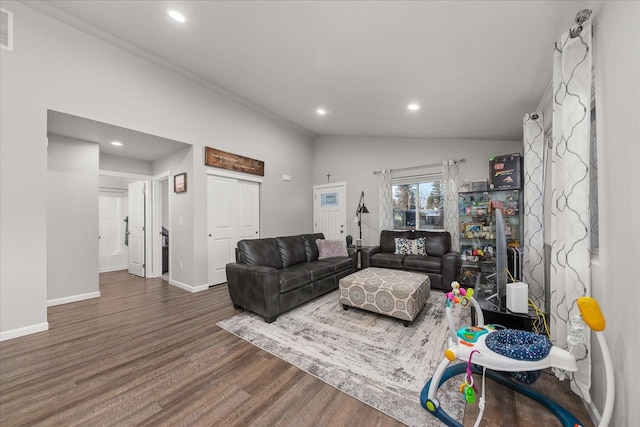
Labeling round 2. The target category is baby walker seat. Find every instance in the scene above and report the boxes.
[420,283,614,427]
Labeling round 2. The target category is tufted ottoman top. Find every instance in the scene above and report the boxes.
[339,267,430,324]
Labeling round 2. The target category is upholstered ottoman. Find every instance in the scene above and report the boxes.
[339,267,430,326]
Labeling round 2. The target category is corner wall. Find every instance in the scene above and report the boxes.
[47,135,100,305]
[591,2,639,425]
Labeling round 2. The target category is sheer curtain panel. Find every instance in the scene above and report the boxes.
[550,22,593,400]
[442,160,460,251]
[378,169,394,231]
[522,113,546,305]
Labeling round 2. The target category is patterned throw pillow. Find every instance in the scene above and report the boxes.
[413,237,427,255]
[316,239,349,259]
[394,237,427,255]
[394,238,411,255]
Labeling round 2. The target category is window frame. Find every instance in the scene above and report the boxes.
[391,174,444,231]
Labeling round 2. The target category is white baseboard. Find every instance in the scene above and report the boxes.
[99,266,127,273]
[170,280,209,293]
[47,291,101,307]
[1,322,49,341]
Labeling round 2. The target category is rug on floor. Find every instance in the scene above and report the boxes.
[217,289,468,426]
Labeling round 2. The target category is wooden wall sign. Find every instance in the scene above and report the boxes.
[204,147,265,176]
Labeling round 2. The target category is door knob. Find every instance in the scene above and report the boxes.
[209,234,212,237]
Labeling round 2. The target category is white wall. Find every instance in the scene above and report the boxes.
[591,2,639,425]
[47,135,99,304]
[0,1,314,339]
[154,147,194,287]
[312,136,522,244]
[100,153,153,176]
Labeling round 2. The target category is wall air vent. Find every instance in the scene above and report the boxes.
[1,8,14,51]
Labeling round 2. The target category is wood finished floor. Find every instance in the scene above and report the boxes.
[0,270,594,427]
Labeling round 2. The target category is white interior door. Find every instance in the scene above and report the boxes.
[128,181,146,277]
[150,173,169,278]
[238,180,260,240]
[207,174,260,286]
[313,182,347,240]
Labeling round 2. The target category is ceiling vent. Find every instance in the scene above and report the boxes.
[1,8,13,51]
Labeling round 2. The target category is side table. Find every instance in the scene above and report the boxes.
[471,286,540,332]
[347,245,373,270]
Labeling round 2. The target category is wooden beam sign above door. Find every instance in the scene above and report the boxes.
[204,147,265,176]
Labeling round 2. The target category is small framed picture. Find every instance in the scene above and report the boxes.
[174,173,187,193]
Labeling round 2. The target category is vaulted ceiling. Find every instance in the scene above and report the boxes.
[36,1,581,144]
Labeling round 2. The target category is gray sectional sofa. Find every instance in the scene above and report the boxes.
[225,233,355,323]
[361,230,460,291]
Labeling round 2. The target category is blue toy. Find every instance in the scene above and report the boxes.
[420,282,615,427]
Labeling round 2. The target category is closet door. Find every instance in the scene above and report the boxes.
[207,174,260,285]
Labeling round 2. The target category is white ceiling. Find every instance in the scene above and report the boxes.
[37,0,582,152]
[48,110,190,162]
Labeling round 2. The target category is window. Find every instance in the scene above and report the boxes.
[392,178,444,230]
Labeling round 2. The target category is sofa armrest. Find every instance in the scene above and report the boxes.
[441,251,461,288]
[226,263,281,319]
[361,246,381,268]
[347,247,358,271]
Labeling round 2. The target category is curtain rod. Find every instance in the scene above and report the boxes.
[372,158,465,175]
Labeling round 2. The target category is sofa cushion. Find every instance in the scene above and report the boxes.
[316,239,348,259]
[279,264,314,292]
[276,236,307,267]
[306,260,336,281]
[301,233,325,262]
[370,252,404,269]
[414,230,450,257]
[237,238,282,269]
[380,230,411,253]
[403,254,442,273]
[317,257,353,274]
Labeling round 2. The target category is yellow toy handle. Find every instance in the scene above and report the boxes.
[577,297,606,331]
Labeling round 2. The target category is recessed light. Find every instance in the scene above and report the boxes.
[407,103,420,111]
[111,141,123,146]
[167,9,186,23]
[316,108,327,116]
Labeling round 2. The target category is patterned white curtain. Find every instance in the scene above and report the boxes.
[550,22,592,399]
[442,160,460,251]
[522,113,545,305]
[378,169,394,231]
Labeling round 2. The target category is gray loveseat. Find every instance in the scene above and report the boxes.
[361,230,460,291]
[226,233,355,323]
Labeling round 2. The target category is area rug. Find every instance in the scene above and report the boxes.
[217,290,468,426]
